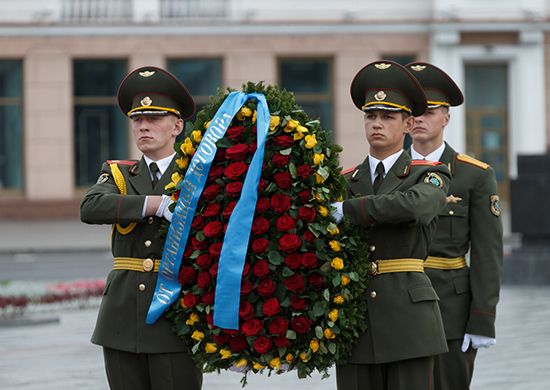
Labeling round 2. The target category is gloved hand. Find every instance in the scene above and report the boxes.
[461,333,496,352]
[155,194,174,222]
[331,202,344,223]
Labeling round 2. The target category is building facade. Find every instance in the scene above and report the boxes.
[1,0,549,225]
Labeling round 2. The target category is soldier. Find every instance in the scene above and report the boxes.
[332,60,451,390]
[406,61,503,390]
[80,66,202,390]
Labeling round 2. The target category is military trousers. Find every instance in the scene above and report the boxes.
[103,347,202,390]
[336,356,434,390]
[433,339,477,390]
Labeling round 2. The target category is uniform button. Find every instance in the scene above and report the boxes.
[143,258,154,272]
[144,240,152,247]
[369,245,376,252]
[138,283,146,292]
[147,217,154,224]
[449,210,455,215]
[370,291,377,298]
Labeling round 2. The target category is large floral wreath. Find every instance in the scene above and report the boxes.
[161,82,369,383]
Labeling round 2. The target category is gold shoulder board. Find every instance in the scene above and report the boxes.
[456,154,489,170]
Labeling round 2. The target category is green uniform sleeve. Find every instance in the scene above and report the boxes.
[343,165,451,227]
[80,163,146,225]
[466,167,503,337]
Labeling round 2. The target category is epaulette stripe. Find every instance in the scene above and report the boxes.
[456,154,489,170]
[342,167,356,175]
[410,160,442,166]
[106,159,138,166]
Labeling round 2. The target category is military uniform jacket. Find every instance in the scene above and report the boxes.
[426,143,503,339]
[342,151,450,364]
[80,157,189,354]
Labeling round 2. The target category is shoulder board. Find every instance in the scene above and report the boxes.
[106,159,138,166]
[342,167,356,175]
[456,154,489,170]
[410,159,442,166]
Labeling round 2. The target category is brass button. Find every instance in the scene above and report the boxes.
[147,217,154,224]
[449,210,455,216]
[144,240,152,247]
[370,291,377,298]
[138,283,146,291]
[369,245,376,252]
[143,258,154,272]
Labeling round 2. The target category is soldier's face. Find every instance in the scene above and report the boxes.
[131,114,183,159]
[363,110,412,155]
[410,107,449,143]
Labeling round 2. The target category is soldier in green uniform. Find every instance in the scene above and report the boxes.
[406,62,503,390]
[80,66,202,390]
[332,60,451,390]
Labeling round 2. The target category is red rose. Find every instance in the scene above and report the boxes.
[304,230,316,242]
[257,178,268,192]
[253,336,272,354]
[178,266,196,285]
[197,271,211,289]
[229,335,247,352]
[272,153,290,167]
[212,333,229,345]
[296,164,314,179]
[252,238,270,254]
[251,217,270,236]
[284,273,306,293]
[256,197,271,213]
[268,317,289,336]
[275,215,296,232]
[272,135,294,147]
[308,273,325,288]
[191,237,208,251]
[226,144,249,160]
[204,221,223,238]
[239,300,255,320]
[242,262,251,276]
[278,233,302,253]
[291,316,311,334]
[208,165,224,179]
[214,149,225,162]
[224,161,248,179]
[191,214,205,229]
[201,291,215,305]
[249,143,257,154]
[262,297,281,317]
[196,253,212,269]
[209,263,218,277]
[226,181,243,197]
[209,242,223,258]
[253,259,270,278]
[290,295,308,311]
[223,201,237,219]
[206,313,214,327]
[298,206,316,222]
[297,189,311,203]
[273,336,290,348]
[227,125,245,140]
[202,203,221,217]
[242,318,263,336]
[256,278,276,297]
[301,252,318,269]
[241,279,254,295]
[183,247,193,258]
[202,184,222,200]
[274,171,292,190]
[283,253,302,270]
[271,193,291,213]
[172,191,180,201]
[182,293,198,308]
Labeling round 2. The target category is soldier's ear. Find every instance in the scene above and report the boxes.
[174,118,184,136]
[403,115,414,134]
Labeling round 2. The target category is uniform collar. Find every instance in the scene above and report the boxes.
[410,142,446,162]
[368,149,404,183]
[144,153,176,178]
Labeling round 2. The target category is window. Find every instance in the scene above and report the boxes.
[74,60,127,187]
[0,60,23,191]
[278,58,333,134]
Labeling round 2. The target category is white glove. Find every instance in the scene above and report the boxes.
[155,194,174,222]
[461,333,496,352]
[331,202,344,223]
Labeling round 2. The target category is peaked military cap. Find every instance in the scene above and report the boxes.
[117,66,195,119]
[406,62,464,108]
[350,60,427,117]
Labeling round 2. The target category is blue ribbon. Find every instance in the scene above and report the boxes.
[146,91,270,326]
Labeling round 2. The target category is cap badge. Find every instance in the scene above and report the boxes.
[410,65,427,72]
[374,90,387,101]
[139,70,155,77]
[374,63,391,70]
[141,96,152,106]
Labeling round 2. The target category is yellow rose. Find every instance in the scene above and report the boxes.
[180,138,195,155]
[285,353,294,363]
[269,357,281,369]
[333,294,345,305]
[191,130,202,143]
[220,348,232,359]
[204,120,211,129]
[176,156,189,170]
[331,257,344,270]
[185,312,199,326]
[170,192,178,202]
[269,115,281,131]
[313,153,325,166]
[299,352,310,362]
[284,118,300,132]
[293,125,309,140]
[164,182,176,190]
[315,192,323,202]
[191,330,205,341]
[315,172,325,184]
[304,134,317,149]
[318,205,329,217]
[252,110,257,124]
[327,225,340,235]
[171,171,181,185]
[205,343,218,353]
[341,275,351,286]
[310,339,319,353]
[235,358,248,368]
[324,328,336,339]
[329,240,342,252]
[253,362,266,371]
[328,309,339,322]
[236,106,253,121]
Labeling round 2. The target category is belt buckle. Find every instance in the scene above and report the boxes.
[143,258,154,272]
[368,260,378,276]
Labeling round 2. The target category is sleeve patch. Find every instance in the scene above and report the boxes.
[424,172,444,189]
[490,195,501,217]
